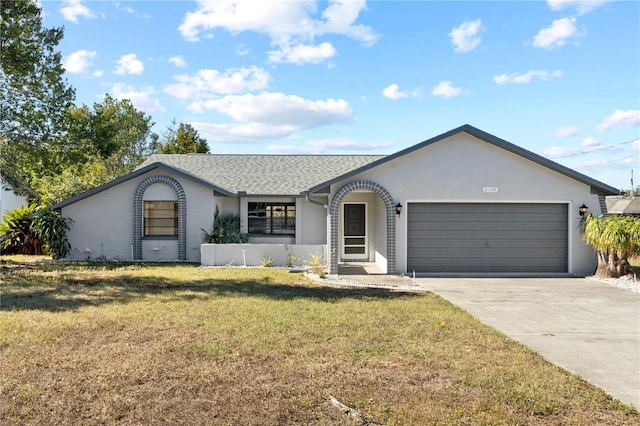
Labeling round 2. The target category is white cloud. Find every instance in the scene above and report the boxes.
[178,0,378,63]
[541,137,606,159]
[114,54,144,75]
[164,66,270,100]
[189,92,352,129]
[236,44,251,56]
[554,125,578,137]
[180,0,377,43]
[493,70,562,84]
[114,2,135,14]
[547,0,612,15]
[382,84,420,100]
[533,17,584,49]
[597,109,640,131]
[63,50,96,74]
[541,146,574,157]
[382,84,406,100]
[93,70,104,78]
[581,136,600,147]
[268,138,394,154]
[431,81,464,98]
[190,122,294,144]
[449,19,482,53]
[60,0,95,23]
[168,56,187,68]
[111,83,166,114]
[314,0,379,46]
[268,42,336,64]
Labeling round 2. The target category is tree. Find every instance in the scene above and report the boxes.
[30,95,157,205]
[0,0,75,197]
[581,214,640,278]
[158,121,209,154]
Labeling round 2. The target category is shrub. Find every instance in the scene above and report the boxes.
[33,208,73,259]
[0,205,72,258]
[582,213,640,278]
[202,207,248,244]
[0,205,42,255]
[307,252,327,278]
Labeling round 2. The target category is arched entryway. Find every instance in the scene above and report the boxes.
[133,175,187,260]
[329,180,396,274]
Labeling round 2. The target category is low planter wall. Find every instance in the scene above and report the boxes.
[201,244,327,267]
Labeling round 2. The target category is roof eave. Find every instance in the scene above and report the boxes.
[52,162,234,210]
[308,124,620,196]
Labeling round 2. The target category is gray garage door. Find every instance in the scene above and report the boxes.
[407,203,568,273]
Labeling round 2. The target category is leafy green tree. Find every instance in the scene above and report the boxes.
[158,121,209,154]
[30,96,157,205]
[581,214,640,278]
[0,0,75,197]
[31,162,110,206]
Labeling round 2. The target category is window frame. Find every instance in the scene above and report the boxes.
[247,202,296,236]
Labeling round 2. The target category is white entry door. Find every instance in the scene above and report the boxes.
[342,203,368,260]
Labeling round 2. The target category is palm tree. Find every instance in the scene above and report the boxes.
[581,214,640,278]
[201,206,248,244]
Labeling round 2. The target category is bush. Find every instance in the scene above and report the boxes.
[0,205,42,255]
[0,205,73,258]
[33,208,73,259]
[307,252,327,278]
[201,207,248,244]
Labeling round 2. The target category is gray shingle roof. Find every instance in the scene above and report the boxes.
[137,154,386,195]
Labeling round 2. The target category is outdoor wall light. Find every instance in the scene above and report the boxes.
[395,203,403,215]
[579,204,588,216]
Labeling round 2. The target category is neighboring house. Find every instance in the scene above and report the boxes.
[0,184,28,224]
[53,125,618,276]
[605,197,640,217]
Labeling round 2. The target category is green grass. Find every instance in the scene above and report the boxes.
[1,259,637,425]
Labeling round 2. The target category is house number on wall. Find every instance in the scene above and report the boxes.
[483,187,499,193]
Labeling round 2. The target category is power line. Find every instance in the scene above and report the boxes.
[550,138,638,159]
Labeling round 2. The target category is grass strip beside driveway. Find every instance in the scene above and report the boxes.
[1,261,637,425]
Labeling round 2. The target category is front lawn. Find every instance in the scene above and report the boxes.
[1,260,636,424]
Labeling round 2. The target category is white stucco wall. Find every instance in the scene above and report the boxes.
[201,244,326,267]
[330,132,605,276]
[61,170,215,262]
[296,197,328,245]
[0,187,28,223]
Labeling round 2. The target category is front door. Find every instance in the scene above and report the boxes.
[342,203,368,260]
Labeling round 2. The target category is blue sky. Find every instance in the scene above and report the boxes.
[41,0,639,191]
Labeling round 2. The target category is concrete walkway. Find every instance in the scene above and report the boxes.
[340,275,640,409]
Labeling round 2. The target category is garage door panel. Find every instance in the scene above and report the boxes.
[409,237,567,249]
[409,212,565,223]
[408,230,567,240]
[407,203,568,273]
[408,220,567,232]
[407,247,567,259]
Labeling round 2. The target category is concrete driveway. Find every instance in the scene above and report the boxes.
[411,277,640,409]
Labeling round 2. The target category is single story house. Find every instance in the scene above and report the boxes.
[1,184,28,224]
[53,124,618,275]
[605,197,640,217]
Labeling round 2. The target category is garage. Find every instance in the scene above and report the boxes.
[407,203,568,273]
